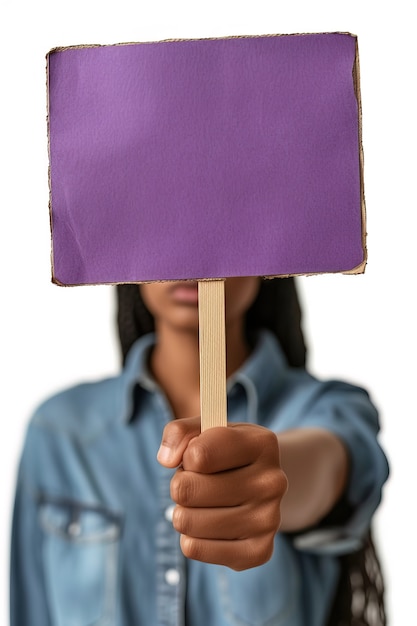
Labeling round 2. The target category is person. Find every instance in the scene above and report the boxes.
[10,277,389,626]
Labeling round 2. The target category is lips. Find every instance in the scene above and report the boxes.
[169,281,199,304]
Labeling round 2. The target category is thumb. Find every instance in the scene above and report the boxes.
[157,416,201,468]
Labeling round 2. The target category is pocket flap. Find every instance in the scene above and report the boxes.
[38,496,121,543]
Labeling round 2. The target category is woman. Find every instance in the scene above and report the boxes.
[11,277,389,625]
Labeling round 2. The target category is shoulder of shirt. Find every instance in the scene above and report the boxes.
[28,371,128,440]
[25,335,155,441]
[230,332,375,425]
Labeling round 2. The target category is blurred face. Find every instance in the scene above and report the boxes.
[140,277,260,333]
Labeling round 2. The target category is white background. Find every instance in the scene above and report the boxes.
[1,1,415,624]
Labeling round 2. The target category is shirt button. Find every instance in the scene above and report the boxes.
[165,504,175,523]
[67,521,82,537]
[165,569,180,586]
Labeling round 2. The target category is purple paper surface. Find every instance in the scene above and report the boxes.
[48,33,364,285]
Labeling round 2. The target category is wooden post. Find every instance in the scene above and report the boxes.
[198,280,227,431]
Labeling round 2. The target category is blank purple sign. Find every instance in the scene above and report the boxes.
[47,33,365,285]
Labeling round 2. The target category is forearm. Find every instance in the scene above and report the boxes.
[278,427,349,532]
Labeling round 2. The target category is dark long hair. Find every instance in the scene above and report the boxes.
[116,278,386,626]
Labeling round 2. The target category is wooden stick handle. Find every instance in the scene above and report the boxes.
[198,280,227,431]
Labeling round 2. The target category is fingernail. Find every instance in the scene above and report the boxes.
[157,444,172,464]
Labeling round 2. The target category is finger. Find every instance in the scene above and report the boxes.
[180,535,275,571]
[171,466,287,508]
[172,502,281,540]
[182,424,280,473]
[157,416,201,467]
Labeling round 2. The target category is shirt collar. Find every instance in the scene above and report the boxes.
[118,333,158,423]
[119,330,288,424]
[227,330,288,422]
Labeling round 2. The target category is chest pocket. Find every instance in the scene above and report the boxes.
[38,496,122,626]
[218,536,300,626]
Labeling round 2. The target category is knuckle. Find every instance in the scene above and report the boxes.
[253,467,287,504]
[170,473,180,502]
[270,468,288,498]
[180,535,203,561]
[170,472,195,506]
[257,426,279,449]
[259,470,286,533]
[257,536,274,565]
[246,537,274,569]
[231,538,268,571]
[161,420,188,446]
[186,439,211,471]
[251,496,281,535]
[263,502,282,534]
[262,431,281,464]
[172,506,189,534]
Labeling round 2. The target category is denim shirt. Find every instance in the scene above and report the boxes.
[11,331,389,626]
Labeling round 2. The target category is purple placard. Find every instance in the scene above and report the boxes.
[47,33,365,285]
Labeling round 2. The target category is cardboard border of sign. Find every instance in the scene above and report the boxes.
[46,32,366,286]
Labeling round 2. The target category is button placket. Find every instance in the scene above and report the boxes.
[155,398,186,626]
[165,568,181,586]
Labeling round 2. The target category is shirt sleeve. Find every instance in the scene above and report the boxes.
[279,379,389,555]
[10,470,52,626]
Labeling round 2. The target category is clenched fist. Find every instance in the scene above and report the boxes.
[157,417,288,571]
